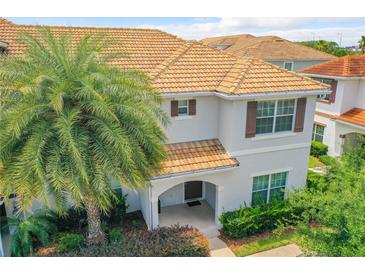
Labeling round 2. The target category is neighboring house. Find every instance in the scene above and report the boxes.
[299,55,365,156]
[0,18,328,243]
[201,34,336,71]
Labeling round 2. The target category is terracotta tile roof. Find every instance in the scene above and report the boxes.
[202,34,335,61]
[156,139,238,177]
[333,108,365,127]
[0,19,327,94]
[299,55,365,77]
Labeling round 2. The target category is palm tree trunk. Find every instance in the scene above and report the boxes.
[85,197,106,245]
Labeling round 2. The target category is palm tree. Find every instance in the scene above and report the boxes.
[0,29,168,244]
[359,36,365,54]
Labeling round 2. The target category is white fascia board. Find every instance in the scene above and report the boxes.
[161,89,329,100]
[334,119,365,131]
[299,73,364,81]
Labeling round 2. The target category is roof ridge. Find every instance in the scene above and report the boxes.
[231,59,255,93]
[0,17,184,37]
[149,42,194,80]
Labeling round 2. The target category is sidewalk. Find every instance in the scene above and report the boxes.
[247,244,303,257]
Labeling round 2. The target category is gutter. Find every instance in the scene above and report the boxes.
[299,73,365,81]
[161,89,330,100]
[152,164,239,181]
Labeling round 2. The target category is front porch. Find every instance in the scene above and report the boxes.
[159,200,216,234]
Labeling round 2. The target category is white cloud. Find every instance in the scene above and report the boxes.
[140,17,364,46]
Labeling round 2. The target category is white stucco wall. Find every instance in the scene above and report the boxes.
[159,184,184,207]
[217,95,317,153]
[162,96,219,143]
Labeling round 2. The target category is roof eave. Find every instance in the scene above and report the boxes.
[299,73,364,80]
[161,89,330,100]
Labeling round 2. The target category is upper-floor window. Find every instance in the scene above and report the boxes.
[316,78,333,101]
[171,99,196,117]
[251,171,288,206]
[312,123,325,142]
[256,99,296,135]
[284,62,293,71]
[178,100,189,115]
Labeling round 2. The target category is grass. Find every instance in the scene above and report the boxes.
[230,231,301,257]
[308,156,325,168]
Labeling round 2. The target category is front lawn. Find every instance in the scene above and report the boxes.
[221,230,300,257]
[308,156,325,168]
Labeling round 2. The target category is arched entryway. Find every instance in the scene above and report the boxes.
[157,181,219,233]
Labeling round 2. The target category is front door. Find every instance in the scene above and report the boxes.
[184,181,203,201]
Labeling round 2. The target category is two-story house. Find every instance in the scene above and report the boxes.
[201,34,336,71]
[299,55,365,156]
[0,19,328,240]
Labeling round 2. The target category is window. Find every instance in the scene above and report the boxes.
[252,172,288,206]
[178,100,189,116]
[284,62,293,71]
[256,99,295,135]
[312,123,325,142]
[316,79,332,101]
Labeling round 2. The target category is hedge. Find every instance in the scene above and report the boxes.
[37,225,209,257]
[220,200,295,238]
[310,141,328,157]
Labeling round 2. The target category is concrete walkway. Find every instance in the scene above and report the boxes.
[208,236,236,257]
[248,244,303,257]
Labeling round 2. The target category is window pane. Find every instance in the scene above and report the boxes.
[269,187,285,202]
[275,115,293,132]
[271,172,287,188]
[252,190,268,206]
[256,101,275,117]
[178,100,188,107]
[277,99,295,115]
[315,134,324,142]
[178,107,188,115]
[253,175,269,191]
[256,117,274,134]
[284,62,293,71]
[316,125,324,136]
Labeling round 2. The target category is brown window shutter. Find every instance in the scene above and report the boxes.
[171,100,178,117]
[245,101,257,138]
[329,80,337,103]
[294,98,307,133]
[188,99,196,115]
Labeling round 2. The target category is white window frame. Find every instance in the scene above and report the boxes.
[251,171,288,205]
[312,123,325,143]
[284,61,294,71]
[256,99,297,135]
[316,78,333,101]
[177,99,189,116]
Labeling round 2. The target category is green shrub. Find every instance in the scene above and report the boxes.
[56,233,84,252]
[39,225,209,257]
[5,210,58,257]
[55,207,87,232]
[220,200,295,238]
[102,192,128,224]
[108,228,124,243]
[306,170,326,191]
[318,155,334,166]
[310,141,328,157]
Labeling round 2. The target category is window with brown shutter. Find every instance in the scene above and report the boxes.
[245,101,257,138]
[188,99,196,115]
[171,100,178,117]
[329,80,337,103]
[294,98,307,132]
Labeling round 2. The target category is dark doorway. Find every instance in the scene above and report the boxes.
[184,181,203,201]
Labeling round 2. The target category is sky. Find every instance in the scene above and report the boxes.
[7,17,365,46]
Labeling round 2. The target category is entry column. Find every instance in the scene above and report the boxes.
[215,185,224,228]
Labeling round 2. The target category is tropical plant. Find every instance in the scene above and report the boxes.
[56,232,84,252]
[4,210,57,256]
[359,36,365,54]
[298,40,359,57]
[0,29,168,244]
[289,143,365,256]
